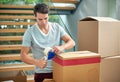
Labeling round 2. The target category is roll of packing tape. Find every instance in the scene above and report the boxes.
[44,47,56,60]
[44,47,52,56]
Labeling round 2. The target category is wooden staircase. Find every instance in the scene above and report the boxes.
[0,3,35,82]
[0,0,80,82]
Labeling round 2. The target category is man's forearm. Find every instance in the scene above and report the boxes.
[61,39,75,50]
[21,52,36,65]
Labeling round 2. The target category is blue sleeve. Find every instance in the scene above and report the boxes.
[22,29,32,47]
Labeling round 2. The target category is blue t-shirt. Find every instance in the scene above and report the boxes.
[22,22,67,73]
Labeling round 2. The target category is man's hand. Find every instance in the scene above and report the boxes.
[35,58,47,68]
[52,46,64,55]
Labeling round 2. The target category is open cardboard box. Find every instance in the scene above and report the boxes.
[0,70,27,82]
[78,16,120,57]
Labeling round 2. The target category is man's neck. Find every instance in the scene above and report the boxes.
[38,24,49,34]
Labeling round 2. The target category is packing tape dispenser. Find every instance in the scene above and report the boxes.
[43,47,56,60]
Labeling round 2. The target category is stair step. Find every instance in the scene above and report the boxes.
[0,36,22,41]
[0,53,33,61]
[51,0,79,4]
[0,64,34,72]
[0,4,75,11]
[0,21,35,25]
[27,75,34,82]
[0,29,26,33]
[0,45,21,50]
[0,15,35,19]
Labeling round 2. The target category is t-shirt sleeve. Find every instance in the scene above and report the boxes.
[56,23,67,37]
[22,29,32,47]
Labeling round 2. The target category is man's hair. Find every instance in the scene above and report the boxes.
[34,3,49,16]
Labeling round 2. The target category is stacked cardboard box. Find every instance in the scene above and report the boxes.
[0,70,27,82]
[100,56,120,82]
[53,51,101,82]
[78,17,120,82]
[42,17,120,82]
[78,16,120,57]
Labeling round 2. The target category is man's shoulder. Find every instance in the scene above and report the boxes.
[49,22,59,26]
[49,22,61,29]
[26,23,37,31]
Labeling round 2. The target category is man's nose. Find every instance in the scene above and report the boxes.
[41,20,46,24]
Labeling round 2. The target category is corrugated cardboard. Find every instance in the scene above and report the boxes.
[53,51,101,82]
[43,79,55,82]
[119,32,120,54]
[0,70,27,82]
[100,56,120,82]
[78,16,120,57]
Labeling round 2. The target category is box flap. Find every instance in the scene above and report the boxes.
[102,55,120,59]
[58,51,100,60]
[53,51,101,66]
[80,16,118,21]
[0,70,25,78]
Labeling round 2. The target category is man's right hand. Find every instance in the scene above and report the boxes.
[35,58,47,68]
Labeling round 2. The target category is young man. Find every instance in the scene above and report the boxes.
[21,3,75,82]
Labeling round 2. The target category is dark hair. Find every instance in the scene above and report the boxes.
[34,3,49,16]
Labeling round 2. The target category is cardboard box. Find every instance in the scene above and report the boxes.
[78,17,120,57]
[53,51,101,82]
[0,70,27,82]
[43,79,55,82]
[100,56,120,82]
[119,32,120,53]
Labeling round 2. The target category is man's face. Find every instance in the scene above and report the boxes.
[35,12,49,28]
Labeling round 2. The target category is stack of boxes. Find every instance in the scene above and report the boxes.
[44,17,120,82]
[78,17,120,82]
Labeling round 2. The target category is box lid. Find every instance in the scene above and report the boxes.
[58,51,100,60]
[53,51,101,66]
[80,16,118,21]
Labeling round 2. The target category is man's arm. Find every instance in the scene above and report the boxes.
[52,34,75,54]
[61,34,75,50]
[20,46,47,68]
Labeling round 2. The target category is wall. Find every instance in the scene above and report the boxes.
[60,0,97,50]
[61,0,116,50]
[60,0,117,51]
[116,0,120,20]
